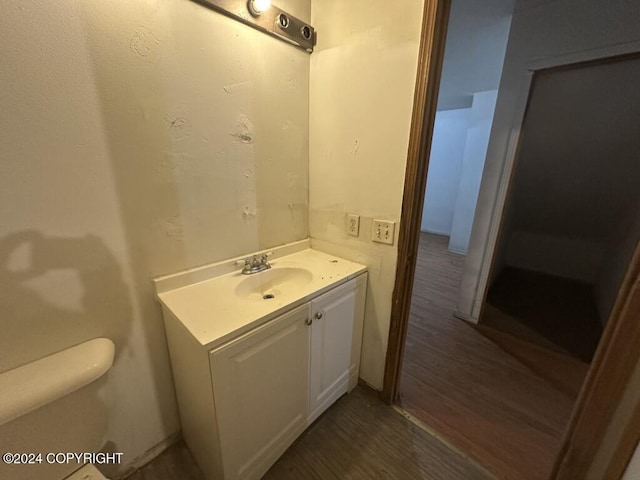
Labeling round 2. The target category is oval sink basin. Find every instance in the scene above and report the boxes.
[234,267,313,299]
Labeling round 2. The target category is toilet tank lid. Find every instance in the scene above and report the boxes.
[0,338,115,427]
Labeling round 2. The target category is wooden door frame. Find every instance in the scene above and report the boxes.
[381,1,640,478]
[381,0,451,404]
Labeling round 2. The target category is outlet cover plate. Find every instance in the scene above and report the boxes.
[347,214,360,237]
[372,219,395,245]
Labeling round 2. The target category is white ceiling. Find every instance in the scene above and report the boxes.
[437,0,515,110]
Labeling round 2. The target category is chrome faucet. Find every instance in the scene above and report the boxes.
[240,253,272,275]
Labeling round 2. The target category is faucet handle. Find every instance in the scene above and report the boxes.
[236,253,272,274]
[260,252,273,269]
[235,258,253,275]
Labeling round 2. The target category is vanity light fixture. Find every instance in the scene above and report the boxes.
[191,0,316,52]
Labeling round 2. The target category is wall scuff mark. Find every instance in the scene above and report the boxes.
[242,206,257,220]
[164,115,192,141]
[153,153,194,181]
[286,172,299,187]
[231,115,254,143]
[351,140,360,157]
[157,216,184,239]
[129,26,162,64]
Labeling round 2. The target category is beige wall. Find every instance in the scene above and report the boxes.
[0,0,309,475]
[309,0,424,389]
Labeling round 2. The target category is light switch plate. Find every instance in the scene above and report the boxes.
[347,214,360,237]
[372,219,395,245]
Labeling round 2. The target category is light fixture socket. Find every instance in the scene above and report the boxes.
[300,25,312,40]
[277,13,290,30]
[247,0,270,17]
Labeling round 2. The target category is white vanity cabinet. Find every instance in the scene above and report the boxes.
[210,303,310,480]
[309,277,364,423]
[159,269,367,480]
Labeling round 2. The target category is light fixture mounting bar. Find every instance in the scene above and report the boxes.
[191,0,316,53]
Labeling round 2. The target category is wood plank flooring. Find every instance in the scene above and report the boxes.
[125,387,493,480]
[264,386,492,479]
[399,233,577,480]
[475,324,589,398]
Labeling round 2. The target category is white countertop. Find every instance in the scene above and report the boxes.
[156,247,367,349]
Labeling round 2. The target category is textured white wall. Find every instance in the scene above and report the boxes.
[422,90,498,255]
[449,89,498,254]
[421,109,470,236]
[309,0,424,389]
[0,0,309,475]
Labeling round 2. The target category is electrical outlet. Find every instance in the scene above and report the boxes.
[372,219,395,245]
[347,214,360,237]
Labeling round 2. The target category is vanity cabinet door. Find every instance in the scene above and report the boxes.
[308,276,364,423]
[209,303,311,480]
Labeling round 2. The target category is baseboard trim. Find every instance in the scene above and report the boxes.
[358,377,379,393]
[453,309,479,324]
[392,405,499,480]
[113,430,182,479]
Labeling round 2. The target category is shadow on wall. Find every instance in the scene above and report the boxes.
[0,230,132,372]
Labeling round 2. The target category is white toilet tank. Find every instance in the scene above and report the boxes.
[0,338,115,480]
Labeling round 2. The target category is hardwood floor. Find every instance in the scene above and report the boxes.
[264,386,492,480]
[475,324,589,398]
[399,233,577,480]
[125,387,493,480]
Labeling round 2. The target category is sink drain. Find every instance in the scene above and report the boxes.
[263,293,275,300]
